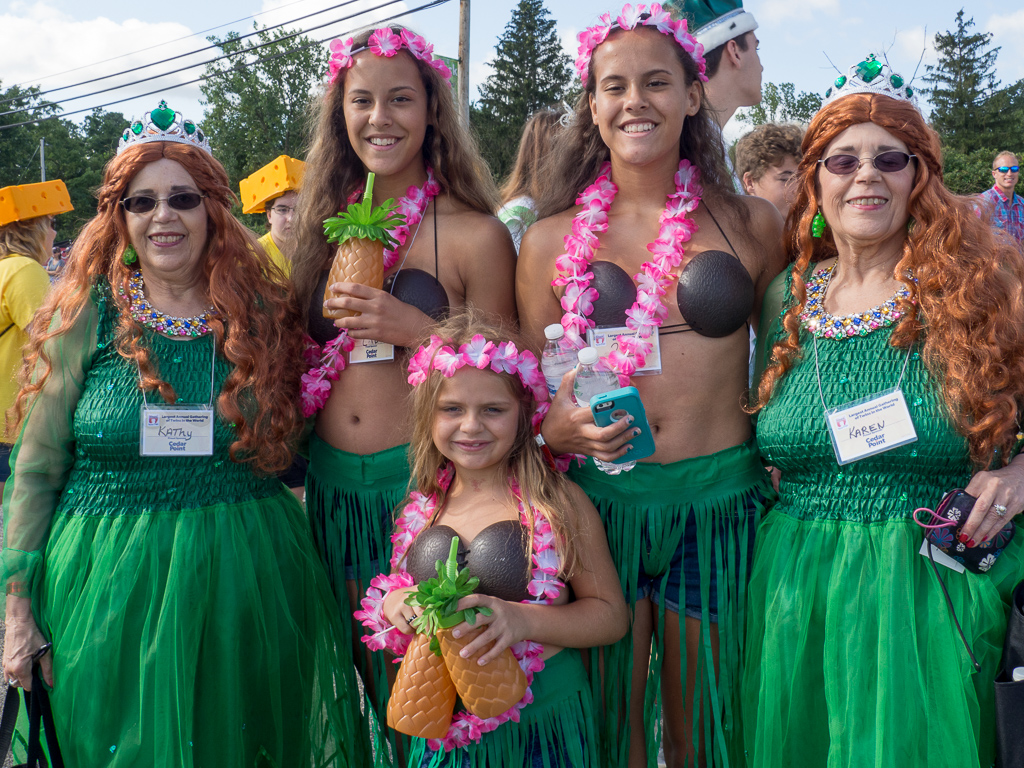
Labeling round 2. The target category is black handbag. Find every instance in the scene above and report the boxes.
[996,579,1024,768]
[0,664,64,768]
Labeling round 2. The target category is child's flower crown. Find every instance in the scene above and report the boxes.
[576,3,707,86]
[329,28,453,85]
[407,334,549,403]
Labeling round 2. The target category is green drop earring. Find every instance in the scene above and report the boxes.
[811,211,827,238]
[122,244,138,265]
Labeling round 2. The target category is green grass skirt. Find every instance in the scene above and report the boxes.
[569,439,775,767]
[306,435,412,766]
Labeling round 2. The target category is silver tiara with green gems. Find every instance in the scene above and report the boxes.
[117,100,212,155]
[822,54,919,110]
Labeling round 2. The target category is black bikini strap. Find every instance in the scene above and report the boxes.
[433,198,439,282]
[703,203,741,260]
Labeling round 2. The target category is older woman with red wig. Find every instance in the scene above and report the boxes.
[1,102,367,767]
[743,56,1024,767]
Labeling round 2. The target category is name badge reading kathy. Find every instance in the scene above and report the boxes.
[824,387,917,465]
[586,326,662,375]
[349,339,395,364]
[140,405,214,457]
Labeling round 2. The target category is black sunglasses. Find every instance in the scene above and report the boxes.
[995,165,1020,173]
[818,151,916,175]
[120,192,206,214]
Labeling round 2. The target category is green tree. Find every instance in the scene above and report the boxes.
[736,82,822,127]
[471,0,573,182]
[200,25,326,226]
[922,10,1010,152]
[0,85,125,240]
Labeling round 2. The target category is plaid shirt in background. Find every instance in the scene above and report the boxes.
[979,185,1024,243]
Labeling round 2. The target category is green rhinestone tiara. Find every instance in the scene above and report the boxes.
[822,54,918,110]
[117,100,212,156]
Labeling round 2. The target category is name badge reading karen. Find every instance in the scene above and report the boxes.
[140,405,214,457]
[586,326,662,375]
[825,387,917,465]
[349,338,395,364]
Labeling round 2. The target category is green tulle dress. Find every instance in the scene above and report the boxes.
[2,286,370,768]
[742,268,1024,768]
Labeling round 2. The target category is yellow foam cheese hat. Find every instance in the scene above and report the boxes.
[0,180,73,227]
[239,155,305,214]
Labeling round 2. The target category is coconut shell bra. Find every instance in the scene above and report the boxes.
[405,520,531,603]
[308,267,450,347]
[589,206,754,339]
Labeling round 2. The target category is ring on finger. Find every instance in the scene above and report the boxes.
[991,503,1008,518]
[7,678,18,687]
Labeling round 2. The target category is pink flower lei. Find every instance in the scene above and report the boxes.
[329,28,453,85]
[298,168,441,418]
[575,3,707,86]
[554,159,703,386]
[354,467,564,752]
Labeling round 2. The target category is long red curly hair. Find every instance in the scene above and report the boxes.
[13,141,305,474]
[755,93,1024,468]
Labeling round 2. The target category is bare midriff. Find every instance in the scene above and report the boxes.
[315,357,414,454]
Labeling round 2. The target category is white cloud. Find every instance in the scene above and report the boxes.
[1,2,212,125]
[986,10,1024,83]
[257,0,411,40]
[756,0,839,26]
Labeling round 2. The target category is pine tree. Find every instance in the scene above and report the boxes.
[471,0,573,182]
[922,10,1008,152]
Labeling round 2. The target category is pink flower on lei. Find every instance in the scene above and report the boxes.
[328,37,356,82]
[368,28,403,57]
[461,334,496,369]
[432,345,462,377]
[616,3,643,29]
[489,341,520,375]
[561,282,599,317]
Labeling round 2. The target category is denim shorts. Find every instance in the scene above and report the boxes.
[637,489,763,620]
[569,438,776,622]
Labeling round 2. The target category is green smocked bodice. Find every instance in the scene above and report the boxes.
[55,290,279,516]
[757,325,972,523]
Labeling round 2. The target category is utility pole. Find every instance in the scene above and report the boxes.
[39,138,46,182]
[458,0,470,124]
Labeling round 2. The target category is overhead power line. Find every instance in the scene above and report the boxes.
[8,0,317,88]
[0,0,403,116]
[0,0,453,133]
[0,0,386,108]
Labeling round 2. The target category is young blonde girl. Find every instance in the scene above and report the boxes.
[356,313,627,766]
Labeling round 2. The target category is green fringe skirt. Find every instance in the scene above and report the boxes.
[569,439,775,767]
[306,434,412,765]
[408,648,598,767]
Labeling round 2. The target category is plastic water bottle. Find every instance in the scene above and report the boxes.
[540,324,576,398]
[573,347,636,475]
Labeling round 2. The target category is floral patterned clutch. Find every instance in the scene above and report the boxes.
[914,489,1016,574]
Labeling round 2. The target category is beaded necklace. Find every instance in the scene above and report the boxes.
[553,159,702,385]
[126,270,214,337]
[799,264,914,340]
[300,169,441,417]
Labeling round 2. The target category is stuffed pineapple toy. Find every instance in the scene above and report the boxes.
[387,537,528,738]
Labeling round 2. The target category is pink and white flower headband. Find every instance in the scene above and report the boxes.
[329,28,453,85]
[576,3,707,86]
[407,334,549,404]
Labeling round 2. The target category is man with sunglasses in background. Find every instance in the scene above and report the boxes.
[979,151,1023,244]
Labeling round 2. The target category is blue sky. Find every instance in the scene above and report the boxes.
[2,0,1023,147]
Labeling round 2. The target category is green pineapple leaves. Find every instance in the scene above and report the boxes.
[406,537,493,656]
[323,172,405,248]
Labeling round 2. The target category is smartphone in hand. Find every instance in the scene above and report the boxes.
[590,386,656,462]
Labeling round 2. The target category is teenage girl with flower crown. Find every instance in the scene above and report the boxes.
[290,24,517,758]
[356,311,627,767]
[516,5,787,767]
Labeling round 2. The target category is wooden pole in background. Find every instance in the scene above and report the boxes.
[458,0,470,123]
